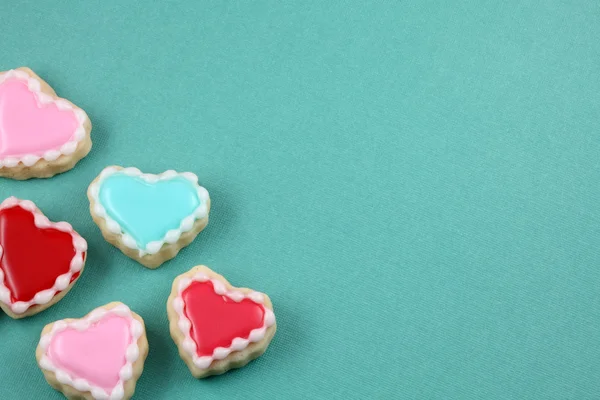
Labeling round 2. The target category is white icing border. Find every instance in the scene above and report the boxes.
[0,69,88,168]
[38,303,144,400]
[172,272,276,369]
[88,166,210,256]
[0,197,87,314]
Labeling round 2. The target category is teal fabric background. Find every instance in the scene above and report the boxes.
[1,1,599,398]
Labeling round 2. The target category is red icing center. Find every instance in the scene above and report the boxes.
[0,206,80,303]
[182,280,266,357]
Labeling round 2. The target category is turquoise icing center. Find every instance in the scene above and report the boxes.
[98,173,201,248]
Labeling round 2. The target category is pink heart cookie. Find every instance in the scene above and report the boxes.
[0,67,92,180]
[36,302,148,400]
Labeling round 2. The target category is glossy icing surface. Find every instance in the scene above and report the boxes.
[47,315,132,392]
[0,206,78,302]
[98,173,201,248]
[0,78,78,158]
[182,280,266,357]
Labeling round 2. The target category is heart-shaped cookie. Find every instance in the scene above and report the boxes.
[88,166,210,269]
[167,266,276,378]
[0,197,87,318]
[36,302,148,400]
[0,68,92,180]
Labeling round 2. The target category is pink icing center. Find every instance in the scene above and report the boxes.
[0,78,78,158]
[47,315,132,392]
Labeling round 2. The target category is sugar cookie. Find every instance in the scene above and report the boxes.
[167,265,276,378]
[0,197,87,319]
[87,166,210,268]
[36,302,148,400]
[0,67,92,180]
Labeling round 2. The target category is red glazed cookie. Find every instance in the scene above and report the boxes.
[167,266,277,378]
[0,197,87,318]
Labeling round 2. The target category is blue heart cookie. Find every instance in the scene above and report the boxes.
[88,167,210,266]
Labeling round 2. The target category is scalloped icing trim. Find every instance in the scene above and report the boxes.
[88,166,210,256]
[0,197,87,315]
[172,272,276,370]
[0,69,88,168]
[38,303,144,400]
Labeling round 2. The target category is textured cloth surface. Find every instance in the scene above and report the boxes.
[1,1,599,399]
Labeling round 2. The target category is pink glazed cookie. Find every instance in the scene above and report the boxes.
[36,302,148,400]
[0,67,92,179]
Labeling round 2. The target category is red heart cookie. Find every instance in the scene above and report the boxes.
[0,197,87,318]
[168,265,276,378]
